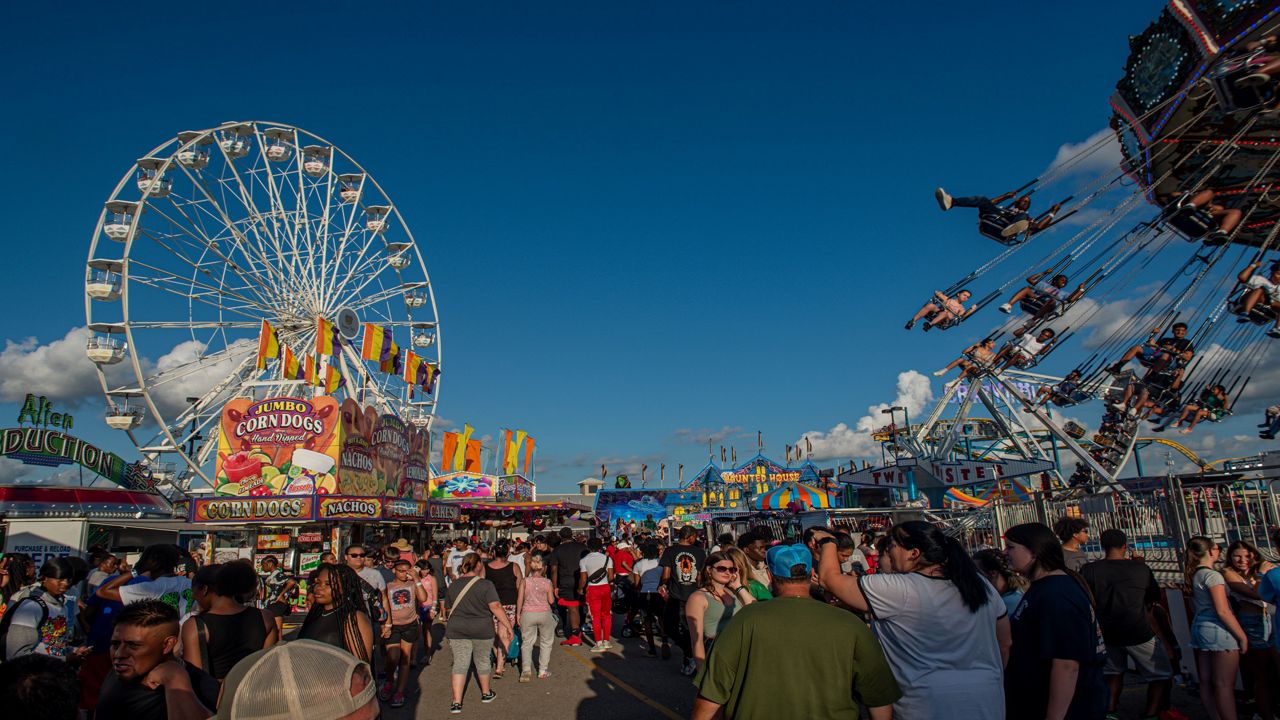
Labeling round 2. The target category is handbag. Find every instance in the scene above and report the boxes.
[506,626,522,661]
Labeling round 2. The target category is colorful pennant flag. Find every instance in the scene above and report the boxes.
[453,424,474,472]
[304,355,318,386]
[464,438,482,472]
[256,320,279,370]
[522,435,536,476]
[419,362,438,394]
[316,317,341,357]
[509,430,527,475]
[441,432,459,473]
[319,363,345,394]
[403,350,424,386]
[360,323,392,362]
[281,346,302,380]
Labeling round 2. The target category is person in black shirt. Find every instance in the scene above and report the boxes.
[1003,522,1107,720]
[1080,529,1173,719]
[0,654,80,719]
[1108,323,1194,375]
[97,600,218,720]
[660,525,707,676]
[547,527,588,646]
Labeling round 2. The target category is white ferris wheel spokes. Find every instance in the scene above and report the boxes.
[85,121,442,493]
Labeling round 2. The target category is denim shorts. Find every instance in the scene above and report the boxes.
[1238,612,1273,649]
[1191,616,1240,651]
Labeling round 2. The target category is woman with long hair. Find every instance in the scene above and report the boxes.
[298,563,374,662]
[685,550,755,670]
[447,552,513,714]
[482,539,524,678]
[1186,536,1248,720]
[813,522,1008,719]
[518,553,557,681]
[723,546,770,600]
[1002,522,1107,720]
[973,548,1029,615]
[181,560,278,680]
[1222,540,1278,720]
[0,553,37,606]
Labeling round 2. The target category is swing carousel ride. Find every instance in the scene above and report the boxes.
[846,1,1280,503]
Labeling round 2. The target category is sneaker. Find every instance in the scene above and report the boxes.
[1205,230,1229,246]
[661,643,671,660]
[390,692,405,708]
[481,691,497,703]
[922,322,932,333]
[519,673,531,683]
[1237,71,1272,87]
[450,703,463,714]
[560,635,582,646]
[933,369,947,377]
[1268,327,1280,339]
[935,187,952,211]
[379,680,393,701]
[590,642,608,653]
[1002,219,1030,238]
[904,320,915,330]
[998,303,1013,314]
[681,659,697,676]
[1261,432,1276,439]
[538,671,552,679]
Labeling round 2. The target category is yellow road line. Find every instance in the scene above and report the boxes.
[563,647,683,720]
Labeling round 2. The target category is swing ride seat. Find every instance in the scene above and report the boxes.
[1231,294,1280,326]
[1207,49,1276,114]
[1163,203,1215,241]
[979,215,1031,245]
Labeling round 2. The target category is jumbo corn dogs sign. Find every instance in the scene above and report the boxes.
[213,396,430,500]
[214,397,341,497]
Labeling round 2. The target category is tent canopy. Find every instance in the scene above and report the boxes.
[752,481,837,511]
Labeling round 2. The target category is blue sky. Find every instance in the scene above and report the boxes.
[6,0,1269,493]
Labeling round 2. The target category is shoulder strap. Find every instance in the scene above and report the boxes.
[193,614,212,673]
[446,577,481,621]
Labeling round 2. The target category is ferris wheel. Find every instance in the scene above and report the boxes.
[84,121,441,492]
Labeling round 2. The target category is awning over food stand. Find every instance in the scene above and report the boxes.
[0,485,173,519]
[752,482,838,511]
[450,500,591,513]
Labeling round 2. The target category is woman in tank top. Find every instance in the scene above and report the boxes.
[1222,540,1277,720]
[685,550,754,670]
[483,539,524,678]
[298,563,375,662]
[180,561,278,680]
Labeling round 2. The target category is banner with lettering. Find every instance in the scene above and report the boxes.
[213,397,340,497]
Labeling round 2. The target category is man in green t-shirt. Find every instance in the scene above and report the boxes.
[692,544,901,720]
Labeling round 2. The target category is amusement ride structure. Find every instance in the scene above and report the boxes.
[850,1,1280,504]
[84,122,442,495]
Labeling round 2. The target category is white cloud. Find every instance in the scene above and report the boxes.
[798,370,934,462]
[0,327,127,407]
[0,457,36,483]
[1044,128,1122,180]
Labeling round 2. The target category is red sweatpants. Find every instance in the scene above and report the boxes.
[585,584,613,642]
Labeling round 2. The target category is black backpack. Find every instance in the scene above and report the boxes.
[359,578,387,623]
[0,590,50,662]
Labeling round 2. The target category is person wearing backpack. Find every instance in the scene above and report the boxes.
[1,558,89,661]
[577,537,615,653]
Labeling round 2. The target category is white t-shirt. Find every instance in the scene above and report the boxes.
[578,552,613,586]
[633,558,663,593]
[446,549,469,580]
[1033,280,1062,299]
[118,575,195,618]
[860,573,1006,720]
[1247,273,1279,302]
[1014,334,1046,357]
[841,548,869,575]
[510,552,527,576]
[86,569,113,590]
[357,567,387,592]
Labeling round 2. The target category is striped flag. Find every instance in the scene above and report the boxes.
[323,364,345,394]
[304,355,318,386]
[379,344,402,375]
[281,346,303,380]
[256,320,280,370]
[419,362,439,394]
[360,323,392,362]
[316,317,341,356]
[403,350,422,385]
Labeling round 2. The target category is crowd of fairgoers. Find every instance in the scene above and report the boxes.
[0,519,1278,720]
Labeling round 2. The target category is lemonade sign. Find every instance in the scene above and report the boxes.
[214,397,341,496]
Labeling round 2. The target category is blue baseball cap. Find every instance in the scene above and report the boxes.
[766,543,812,579]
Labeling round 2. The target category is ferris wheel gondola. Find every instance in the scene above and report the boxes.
[84,121,443,492]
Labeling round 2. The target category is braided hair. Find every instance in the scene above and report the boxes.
[315,563,371,662]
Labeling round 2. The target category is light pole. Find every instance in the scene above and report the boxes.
[882,406,915,500]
